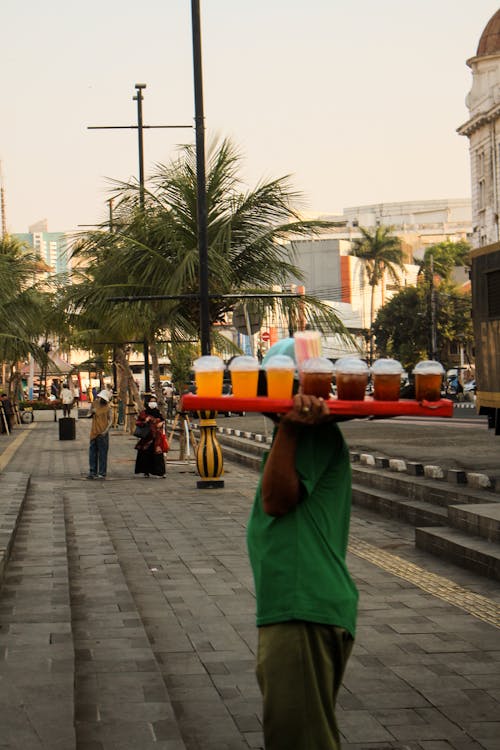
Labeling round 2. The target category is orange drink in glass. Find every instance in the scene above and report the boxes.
[193,355,225,397]
[229,356,260,398]
[263,355,296,399]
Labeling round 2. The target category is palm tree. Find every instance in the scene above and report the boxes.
[94,138,348,336]
[349,225,404,361]
[0,235,51,397]
[68,137,353,406]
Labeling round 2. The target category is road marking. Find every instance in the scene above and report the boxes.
[349,536,500,629]
[0,424,36,472]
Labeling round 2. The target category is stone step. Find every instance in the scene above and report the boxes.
[0,478,76,749]
[448,502,500,542]
[352,483,449,527]
[351,464,498,508]
[415,526,500,581]
[200,431,500,583]
[0,472,30,586]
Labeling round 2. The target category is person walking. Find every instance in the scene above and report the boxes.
[134,399,168,477]
[0,393,14,433]
[163,382,174,418]
[246,340,358,750]
[87,390,112,480]
[73,383,80,407]
[60,383,74,417]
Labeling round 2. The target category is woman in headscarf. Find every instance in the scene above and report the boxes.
[134,399,167,477]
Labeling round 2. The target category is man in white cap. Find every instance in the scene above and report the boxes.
[87,390,113,479]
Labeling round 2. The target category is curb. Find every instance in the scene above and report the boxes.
[214,425,497,493]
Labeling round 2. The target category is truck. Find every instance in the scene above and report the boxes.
[470,240,500,434]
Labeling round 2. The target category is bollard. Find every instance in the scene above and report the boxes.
[196,410,224,489]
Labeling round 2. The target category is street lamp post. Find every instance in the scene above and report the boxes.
[191,0,210,357]
[191,0,224,489]
[133,83,150,392]
[88,86,191,398]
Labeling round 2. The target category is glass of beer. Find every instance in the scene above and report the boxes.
[229,356,260,398]
[263,355,296,399]
[371,358,403,401]
[193,355,225,397]
[413,360,445,401]
[335,357,369,401]
[300,357,334,399]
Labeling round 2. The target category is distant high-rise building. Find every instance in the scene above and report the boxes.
[14,219,70,275]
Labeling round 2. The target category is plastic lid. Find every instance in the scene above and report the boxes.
[412,360,445,375]
[334,356,368,374]
[371,358,403,375]
[228,355,260,371]
[193,355,225,372]
[263,354,295,371]
[300,356,334,373]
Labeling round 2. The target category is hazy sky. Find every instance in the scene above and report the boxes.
[2,1,499,233]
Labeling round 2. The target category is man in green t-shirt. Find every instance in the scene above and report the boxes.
[247,370,358,749]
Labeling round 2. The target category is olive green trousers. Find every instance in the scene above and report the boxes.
[256,621,353,750]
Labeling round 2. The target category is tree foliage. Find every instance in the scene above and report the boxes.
[419,240,471,280]
[372,281,472,373]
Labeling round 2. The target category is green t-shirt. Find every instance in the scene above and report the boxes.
[246,421,358,637]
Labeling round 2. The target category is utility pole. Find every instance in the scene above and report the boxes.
[191,0,211,356]
[430,255,438,360]
[88,86,191,395]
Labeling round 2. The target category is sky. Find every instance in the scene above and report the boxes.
[2,0,499,234]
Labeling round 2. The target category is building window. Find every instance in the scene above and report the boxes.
[478,179,485,210]
[477,150,485,177]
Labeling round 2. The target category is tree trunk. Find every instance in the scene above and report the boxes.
[114,346,142,433]
[369,279,376,366]
[149,340,167,417]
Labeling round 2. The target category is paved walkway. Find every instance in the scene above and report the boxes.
[0,416,499,749]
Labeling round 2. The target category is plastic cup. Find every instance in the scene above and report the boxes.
[263,355,296,399]
[300,357,334,399]
[335,357,369,401]
[193,355,225,397]
[371,358,403,401]
[413,360,445,402]
[229,356,260,398]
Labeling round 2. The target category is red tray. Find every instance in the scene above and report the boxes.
[180,394,454,418]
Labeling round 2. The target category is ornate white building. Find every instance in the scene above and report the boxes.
[458,9,500,248]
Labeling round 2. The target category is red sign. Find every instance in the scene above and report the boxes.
[261,331,271,342]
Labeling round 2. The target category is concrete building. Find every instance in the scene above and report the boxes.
[14,219,70,275]
[288,235,420,332]
[457,9,500,248]
[314,198,471,260]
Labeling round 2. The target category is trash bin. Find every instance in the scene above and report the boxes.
[59,417,76,440]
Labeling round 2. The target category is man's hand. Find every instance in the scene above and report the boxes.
[281,394,330,428]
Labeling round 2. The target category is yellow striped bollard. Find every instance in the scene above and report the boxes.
[196,410,224,489]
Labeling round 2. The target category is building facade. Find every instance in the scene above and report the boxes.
[457,9,500,248]
[14,219,70,275]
